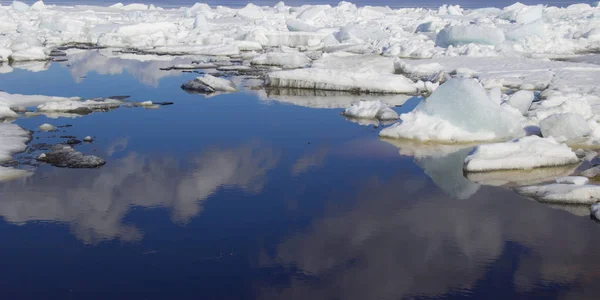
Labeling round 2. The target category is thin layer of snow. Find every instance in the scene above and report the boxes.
[464,136,579,172]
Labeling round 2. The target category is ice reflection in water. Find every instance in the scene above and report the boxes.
[259,170,600,300]
[0,141,279,244]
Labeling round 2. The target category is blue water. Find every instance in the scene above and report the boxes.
[0,0,594,9]
[1,55,600,299]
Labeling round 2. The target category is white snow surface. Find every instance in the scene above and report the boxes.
[464,136,579,172]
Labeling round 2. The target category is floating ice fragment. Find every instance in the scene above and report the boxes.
[343,100,398,121]
[38,123,55,131]
[515,184,600,204]
[380,78,523,142]
[464,136,579,172]
[181,75,237,94]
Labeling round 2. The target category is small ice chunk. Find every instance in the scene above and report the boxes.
[37,145,106,168]
[556,176,589,185]
[504,90,534,115]
[540,113,591,143]
[435,25,505,47]
[83,136,93,142]
[38,123,55,131]
[343,100,398,120]
[138,101,153,106]
[514,184,600,204]
[181,75,237,93]
[464,136,579,172]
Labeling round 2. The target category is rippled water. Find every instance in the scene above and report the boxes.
[1,53,600,299]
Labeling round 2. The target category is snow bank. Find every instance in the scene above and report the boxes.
[379,78,523,142]
[343,100,398,120]
[464,136,579,172]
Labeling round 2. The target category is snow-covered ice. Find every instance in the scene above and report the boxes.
[343,100,398,121]
[181,75,237,94]
[464,136,579,172]
[515,184,600,204]
[556,176,589,185]
[380,78,524,142]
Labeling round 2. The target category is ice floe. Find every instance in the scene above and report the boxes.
[464,136,579,172]
[380,78,524,142]
[181,74,237,94]
[343,100,398,121]
[515,184,600,204]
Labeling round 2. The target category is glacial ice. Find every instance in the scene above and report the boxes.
[463,136,579,172]
[0,123,30,163]
[380,78,523,142]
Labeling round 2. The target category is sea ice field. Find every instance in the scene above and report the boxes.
[3,0,600,298]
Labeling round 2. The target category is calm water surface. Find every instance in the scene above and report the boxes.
[1,54,600,299]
